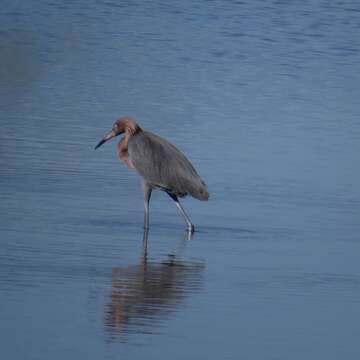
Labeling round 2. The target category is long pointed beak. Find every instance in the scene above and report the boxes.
[95,130,116,150]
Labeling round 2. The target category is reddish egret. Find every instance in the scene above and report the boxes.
[95,116,209,232]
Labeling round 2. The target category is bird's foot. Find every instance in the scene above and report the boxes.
[187,224,195,233]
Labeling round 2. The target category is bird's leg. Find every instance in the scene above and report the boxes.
[141,180,152,230]
[142,227,149,263]
[167,193,195,233]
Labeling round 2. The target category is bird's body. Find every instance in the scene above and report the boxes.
[128,131,208,200]
[95,117,209,231]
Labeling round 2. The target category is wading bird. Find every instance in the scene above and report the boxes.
[95,117,209,232]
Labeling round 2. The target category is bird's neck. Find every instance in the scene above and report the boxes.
[125,120,142,136]
[117,133,135,169]
[118,133,130,153]
[120,125,142,149]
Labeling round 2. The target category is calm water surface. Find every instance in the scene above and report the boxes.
[1,1,360,359]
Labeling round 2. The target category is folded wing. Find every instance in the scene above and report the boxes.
[128,131,209,200]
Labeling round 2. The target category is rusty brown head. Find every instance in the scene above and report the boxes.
[95,117,142,150]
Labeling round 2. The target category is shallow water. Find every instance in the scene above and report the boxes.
[1,1,360,359]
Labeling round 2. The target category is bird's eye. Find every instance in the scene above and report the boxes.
[113,124,118,131]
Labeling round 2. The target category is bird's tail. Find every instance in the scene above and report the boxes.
[190,180,209,201]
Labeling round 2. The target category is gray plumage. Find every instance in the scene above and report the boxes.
[95,116,209,232]
[128,131,209,201]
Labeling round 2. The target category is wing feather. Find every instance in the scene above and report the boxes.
[128,131,209,200]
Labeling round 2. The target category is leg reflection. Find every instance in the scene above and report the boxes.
[141,227,149,262]
[141,228,194,263]
[105,230,204,339]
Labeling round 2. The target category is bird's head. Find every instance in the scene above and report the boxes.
[95,117,141,149]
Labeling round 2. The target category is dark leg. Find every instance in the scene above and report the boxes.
[167,193,195,233]
[141,180,152,230]
[142,227,149,262]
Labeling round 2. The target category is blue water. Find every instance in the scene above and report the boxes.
[1,1,360,359]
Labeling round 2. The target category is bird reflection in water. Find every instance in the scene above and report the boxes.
[104,229,205,339]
